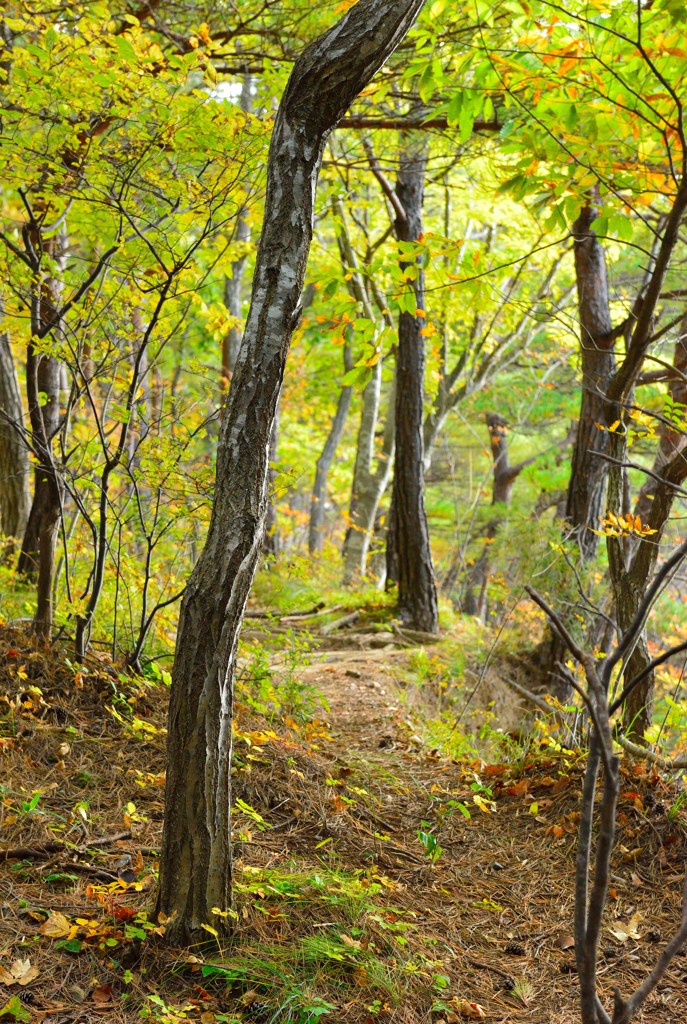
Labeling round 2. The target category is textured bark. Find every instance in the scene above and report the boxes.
[17,232,67,637]
[535,207,616,693]
[308,336,354,555]
[262,405,281,558]
[463,414,528,620]
[156,0,426,946]
[386,140,438,632]
[334,194,396,581]
[565,206,616,559]
[463,415,511,617]
[343,358,395,581]
[0,313,30,550]
[612,319,687,739]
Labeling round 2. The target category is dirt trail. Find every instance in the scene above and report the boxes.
[293,644,687,1024]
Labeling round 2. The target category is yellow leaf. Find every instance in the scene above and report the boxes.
[39,911,71,939]
[472,794,494,813]
[450,998,487,1019]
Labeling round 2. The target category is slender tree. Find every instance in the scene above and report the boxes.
[156,0,426,946]
[385,138,438,631]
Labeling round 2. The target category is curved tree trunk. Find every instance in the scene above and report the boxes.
[155,0,425,947]
[463,414,517,618]
[386,139,438,632]
[0,312,30,552]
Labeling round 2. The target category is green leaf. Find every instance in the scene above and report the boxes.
[0,997,31,1022]
[418,62,435,103]
[341,365,372,390]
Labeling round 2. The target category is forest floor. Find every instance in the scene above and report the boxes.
[0,615,686,1024]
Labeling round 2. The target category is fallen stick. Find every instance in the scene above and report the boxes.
[1,831,132,862]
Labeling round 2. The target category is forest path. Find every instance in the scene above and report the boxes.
[0,624,685,1024]
[278,637,687,1024]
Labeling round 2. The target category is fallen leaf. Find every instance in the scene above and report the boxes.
[450,998,487,1019]
[92,985,114,1004]
[239,990,261,1006]
[0,996,32,1021]
[340,934,362,949]
[39,911,71,938]
[0,960,39,987]
[555,933,575,950]
[609,912,642,942]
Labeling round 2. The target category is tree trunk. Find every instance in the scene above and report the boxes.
[334,197,396,583]
[17,231,67,638]
[155,0,425,947]
[386,139,438,632]
[565,205,616,558]
[342,357,395,581]
[308,336,354,555]
[613,318,687,738]
[0,311,30,552]
[536,205,615,691]
[462,414,522,619]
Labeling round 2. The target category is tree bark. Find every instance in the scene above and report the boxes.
[612,318,687,738]
[386,139,438,632]
[343,357,395,581]
[565,205,616,559]
[308,335,354,555]
[0,309,30,552]
[17,231,67,638]
[155,0,426,947]
[535,205,615,692]
[462,414,526,619]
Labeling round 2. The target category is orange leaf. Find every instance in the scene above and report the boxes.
[92,985,114,1004]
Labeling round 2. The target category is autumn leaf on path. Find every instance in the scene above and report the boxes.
[609,912,642,942]
[39,911,71,938]
[449,998,487,1019]
[92,984,114,1004]
[0,959,39,986]
[0,996,32,1021]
